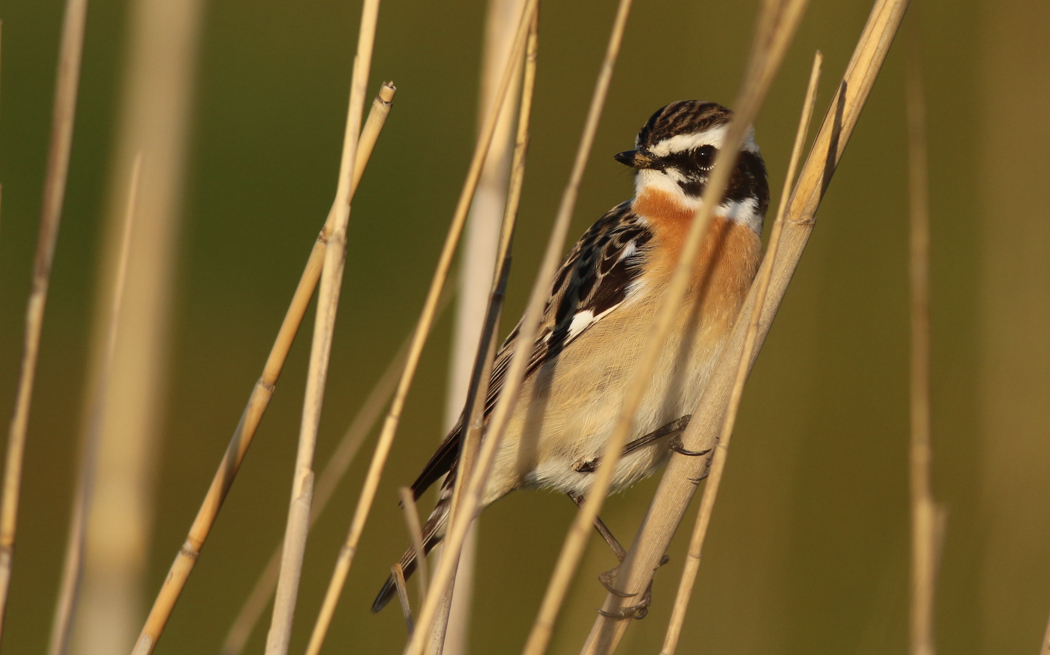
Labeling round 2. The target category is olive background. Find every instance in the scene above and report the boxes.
[0,0,1047,653]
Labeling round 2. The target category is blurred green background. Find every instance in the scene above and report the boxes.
[1,0,1048,653]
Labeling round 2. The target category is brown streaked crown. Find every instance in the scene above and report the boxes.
[634,100,732,151]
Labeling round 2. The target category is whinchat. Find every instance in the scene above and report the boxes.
[373,100,769,613]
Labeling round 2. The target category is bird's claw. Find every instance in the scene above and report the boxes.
[597,581,653,620]
[595,555,668,619]
[669,435,709,457]
[598,566,634,597]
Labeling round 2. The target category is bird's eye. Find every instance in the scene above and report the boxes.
[693,145,716,169]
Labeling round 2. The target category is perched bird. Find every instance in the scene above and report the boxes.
[372,100,769,614]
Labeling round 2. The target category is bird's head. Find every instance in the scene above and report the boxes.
[615,100,769,233]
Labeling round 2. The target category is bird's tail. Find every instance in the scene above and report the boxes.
[371,490,452,613]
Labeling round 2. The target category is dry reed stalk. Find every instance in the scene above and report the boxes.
[218,289,455,655]
[132,84,395,655]
[439,3,528,650]
[905,30,939,655]
[218,283,454,655]
[47,155,143,655]
[393,563,415,634]
[518,4,807,655]
[581,2,911,652]
[400,487,431,601]
[263,1,383,652]
[75,3,203,652]
[301,3,540,653]
[429,12,538,655]
[404,1,634,654]
[0,0,89,643]
[659,52,821,655]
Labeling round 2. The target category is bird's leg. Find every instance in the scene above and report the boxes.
[567,492,669,618]
[571,415,695,474]
[567,491,627,562]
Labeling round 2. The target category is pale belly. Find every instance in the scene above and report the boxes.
[481,298,733,505]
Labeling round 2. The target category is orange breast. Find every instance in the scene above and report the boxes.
[632,188,761,325]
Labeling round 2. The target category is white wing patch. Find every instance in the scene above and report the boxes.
[566,305,620,342]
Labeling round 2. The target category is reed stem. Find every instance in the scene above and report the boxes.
[0,0,89,644]
[659,50,821,655]
[302,4,539,654]
[580,2,912,652]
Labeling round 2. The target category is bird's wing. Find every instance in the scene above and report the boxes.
[409,201,653,499]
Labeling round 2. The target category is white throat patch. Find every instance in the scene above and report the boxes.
[634,170,762,233]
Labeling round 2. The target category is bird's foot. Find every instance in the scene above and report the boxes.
[668,434,709,458]
[597,580,654,620]
[596,555,669,620]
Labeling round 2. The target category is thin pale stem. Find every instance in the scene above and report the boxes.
[303,4,539,654]
[393,564,415,636]
[660,51,822,655]
[263,0,383,652]
[523,4,808,655]
[430,11,539,654]
[400,488,431,602]
[133,82,396,655]
[0,0,89,644]
[47,154,143,655]
[405,0,631,653]
[218,282,454,655]
[581,2,912,652]
[905,28,937,655]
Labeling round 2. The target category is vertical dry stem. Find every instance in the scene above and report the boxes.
[219,285,454,655]
[429,11,538,655]
[0,0,89,643]
[400,487,431,602]
[83,2,204,651]
[581,2,911,652]
[439,2,527,647]
[47,155,143,655]
[659,52,822,655]
[263,1,383,652]
[393,564,415,635]
[405,2,633,654]
[303,4,539,654]
[133,83,395,655]
[905,29,938,655]
[522,4,808,655]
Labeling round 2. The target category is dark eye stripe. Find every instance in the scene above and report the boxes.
[658,144,716,176]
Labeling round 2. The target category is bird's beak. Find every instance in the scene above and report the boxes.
[614,149,655,169]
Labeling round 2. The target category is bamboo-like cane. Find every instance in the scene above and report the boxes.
[302,4,540,655]
[905,29,940,655]
[519,4,808,655]
[429,12,539,655]
[263,2,383,653]
[132,82,396,655]
[659,52,821,655]
[218,282,455,655]
[0,0,89,644]
[580,2,912,653]
[404,2,633,655]
[46,155,143,655]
